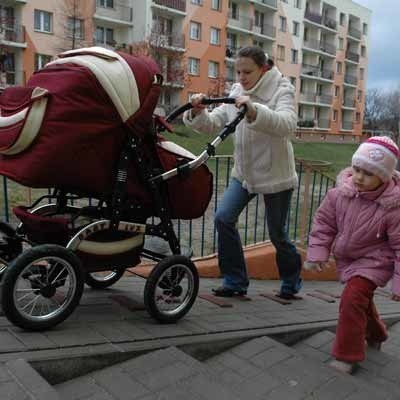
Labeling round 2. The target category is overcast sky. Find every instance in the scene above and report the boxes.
[355,0,400,91]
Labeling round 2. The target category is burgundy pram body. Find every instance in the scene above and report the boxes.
[0,47,212,220]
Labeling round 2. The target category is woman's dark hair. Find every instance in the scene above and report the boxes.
[237,46,269,67]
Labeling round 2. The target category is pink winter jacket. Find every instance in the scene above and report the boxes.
[307,167,400,295]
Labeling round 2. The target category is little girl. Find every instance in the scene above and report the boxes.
[305,136,400,374]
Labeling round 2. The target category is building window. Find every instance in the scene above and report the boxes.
[340,13,346,26]
[208,61,219,78]
[336,61,342,74]
[34,54,52,71]
[290,49,298,64]
[191,0,202,5]
[335,86,340,97]
[361,45,366,57]
[333,110,338,121]
[279,16,287,32]
[95,26,114,45]
[190,21,201,40]
[211,0,221,10]
[254,10,264,31]
[34,10,53,33]
[363,23,368,35]
[355,112,361,123]
[357,90,362,101]
[338,37,344,50]
[230,2,239,19]
[360,68,365,80]
[292,21,299,36]
[210,27,221,45]
[253,40,264,50]
[188,57,200,75]
[67,17,84,39]
[289,77,296,87]
[97,0,114,8]
[277,45,285,61]
[294,0,301,8]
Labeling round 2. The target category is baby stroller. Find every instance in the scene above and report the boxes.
[0,47,246,331]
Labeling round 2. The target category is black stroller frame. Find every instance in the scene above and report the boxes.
[0,97,246,331]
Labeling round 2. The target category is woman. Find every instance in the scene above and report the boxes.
[183,46,302,298]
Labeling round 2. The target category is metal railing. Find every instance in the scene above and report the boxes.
[343,97,355,108]
[348,26,361,40]
[344,73,358,86]
[252,0,277,8]
[303,38,336,55]
[0,22,25,43]
[345,51,360,63]
[0,157,335,256]
[153,0,186,12]
[304,10,322,25]
[300,92,333,105]
[301,63,334,80]
[149,30,185,49]
[95,3,133,23]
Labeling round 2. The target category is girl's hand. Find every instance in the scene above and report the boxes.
[235,96,257,122]
[303,261,328,272]
[190,93,207,117]
[391,294,400,301]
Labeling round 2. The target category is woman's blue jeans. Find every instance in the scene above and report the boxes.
[214,178,302,295]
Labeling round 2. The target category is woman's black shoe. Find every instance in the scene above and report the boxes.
[212,286,247,297]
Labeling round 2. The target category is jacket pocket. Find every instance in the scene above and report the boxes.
[250,130,272,173]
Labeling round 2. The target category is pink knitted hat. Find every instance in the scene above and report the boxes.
[352,136,400,181]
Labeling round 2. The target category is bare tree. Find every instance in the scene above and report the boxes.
[364,88,386,130]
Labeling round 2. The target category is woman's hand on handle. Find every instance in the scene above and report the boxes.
[391,294,400,301]
[190,93,207,117]
[235,96,257,123]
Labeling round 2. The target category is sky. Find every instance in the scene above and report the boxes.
[355,0,400,91]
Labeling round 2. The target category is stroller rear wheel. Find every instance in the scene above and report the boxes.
[1,244,84,331]
[144,255,199,323]
[84,269,125,289]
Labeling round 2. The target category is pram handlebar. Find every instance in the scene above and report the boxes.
[165,97,236,123]
[151,98,247,183]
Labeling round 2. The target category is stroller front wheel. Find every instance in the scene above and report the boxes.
[1,244,84,331]
[144,255,199,323]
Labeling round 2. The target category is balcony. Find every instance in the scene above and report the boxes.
[299,92,332,105]
[348,26,361,40]
[0,69,25,88]
[342,121,353,131]
[95,4,133,24]
[304,10,337,31]
[225,46,239,59]
[250,0,278,10]
[301,63,334,80]
[344,73,358,86]
[252,23,276,38]
[343,97,355,108]
[150,31,185,50]
[0,21,26,44]
[303,38,336,56]
[345,51,360,63]
[152,0,186,12]
[228,14,252,32]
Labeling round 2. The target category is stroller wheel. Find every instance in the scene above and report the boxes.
[84,269,125,289]
[1,244,84,331]
[144,255,199,323]
[0,221,23,280]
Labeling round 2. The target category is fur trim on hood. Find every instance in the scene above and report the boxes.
[336,167,400,209]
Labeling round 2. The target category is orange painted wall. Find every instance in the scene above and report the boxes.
[181,0,229,102]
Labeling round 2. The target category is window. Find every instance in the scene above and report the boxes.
[290,49,298,64]
[211,0,221,10]
[230,2,238,19]
[279,16,287,32]
[336,61,342,74]
[34,54,52,71]
[254,11,264,31]
[289,77,296,87]
[335,86,340,97]
[277,45,285,61]
[191,0,202,5]
[338,37,344,50]
[357,90,362,101]
[292,21,299,36]
[188,57,200,75]
[97,0,114,8]
[363,23,368,35]
[355,112,361,123]
[34,10,53,33]
[340,13,346,26]
[190,21,201,40]
[208,61,219,78]
[67,17,84,39]
[333,110,338,121]
[210,27,221,45]
[303,27,308,41]
[360,68,365,80]
[361,45,366,57]
[95,26,114,45]
[227,33,237,49]
[294,0,301,8]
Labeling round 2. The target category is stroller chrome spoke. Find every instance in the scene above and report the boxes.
[20,294,40,311]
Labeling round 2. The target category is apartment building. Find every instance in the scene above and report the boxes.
[0,0,370,138]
